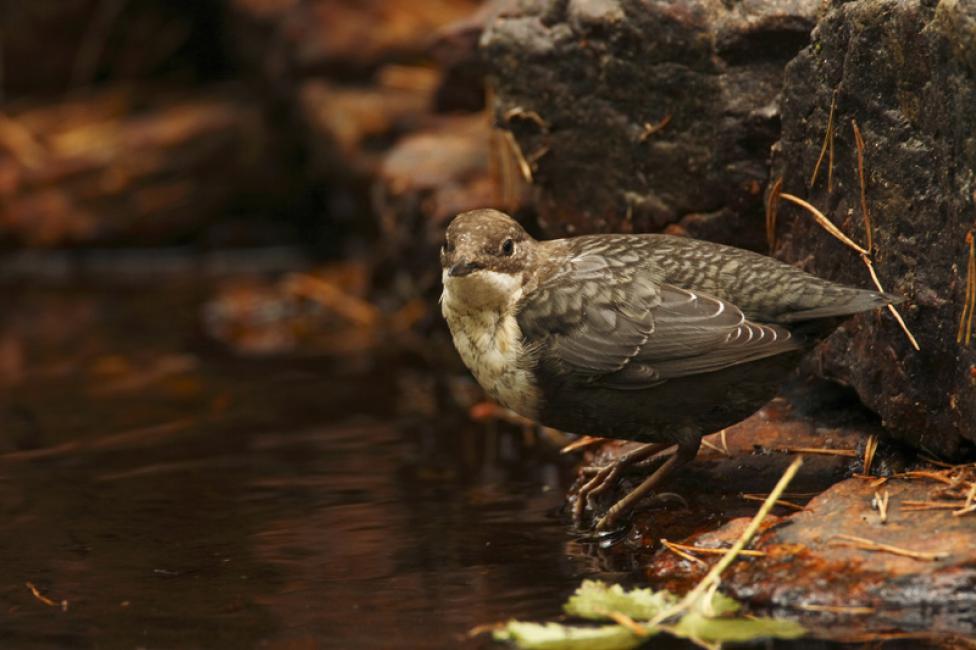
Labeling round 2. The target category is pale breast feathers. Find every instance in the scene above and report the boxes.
[441,294,541,419]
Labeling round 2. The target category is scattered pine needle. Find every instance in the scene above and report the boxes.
[779,446,858,458]
[561,435,605,454]
[958,230,975,346]
[853,474,889,487]
[639,114,672,142]
[780,185,920,351]
[662,539,766,558]
[26,582,67,611]
[701,429,730,455]
[893,470,956,485]
[808,91,838,191]
[766,177,783,252]
[501,130,533,183]
[862,434,878,475]
[831,534,948,561]
[901,500,963,511]
[952,483,976,517]
[779,193,868,255]
[798,604,875,615]
[741,495,805,511]
[874,489,889,524]
[661,539,707,566]
[953,504,976,517]
[701,430,731,456]
[649,457,804,628]
[851,119,873,254]
[26,582,58,607]
[861,253,921,350]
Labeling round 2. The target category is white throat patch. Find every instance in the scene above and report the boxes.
[440,269,522,310]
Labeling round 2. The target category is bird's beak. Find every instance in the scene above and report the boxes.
[449,259,483,277]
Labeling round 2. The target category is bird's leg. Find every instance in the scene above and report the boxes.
[572,442,673,523]
[594,439,701,531]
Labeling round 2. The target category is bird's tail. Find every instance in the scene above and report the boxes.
[777,288,902,323]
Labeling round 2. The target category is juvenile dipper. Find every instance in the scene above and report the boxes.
[440,208,897,530]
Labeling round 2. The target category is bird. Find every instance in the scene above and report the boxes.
[439,208,898,530]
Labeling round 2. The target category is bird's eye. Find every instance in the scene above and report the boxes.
[501,238,515,256]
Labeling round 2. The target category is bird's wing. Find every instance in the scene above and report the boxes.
[517,250,802,389]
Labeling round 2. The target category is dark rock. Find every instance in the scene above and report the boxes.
[481,0,819,247]
[771,0,976,456]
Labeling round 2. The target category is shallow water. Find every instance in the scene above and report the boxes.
[0,283,609,649]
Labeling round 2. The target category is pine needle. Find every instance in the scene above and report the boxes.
[779,193,868,255]
[809,91,838,191]
[862,434,878,475]
[958,230,975,346]
[831,534,948,561]
[851,119,873,254]
[765,177,783,252]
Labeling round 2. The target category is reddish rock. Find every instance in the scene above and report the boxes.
[296,69,441,180]
[719,477,975,641]
[223,0,481,89]
[0,87,273,247]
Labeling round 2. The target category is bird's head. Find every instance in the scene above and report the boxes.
[440,209,537,309]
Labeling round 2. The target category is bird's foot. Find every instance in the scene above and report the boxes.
[572,442,674,525]
[594,492,689,531]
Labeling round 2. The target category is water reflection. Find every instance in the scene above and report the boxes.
[0,285,592,649]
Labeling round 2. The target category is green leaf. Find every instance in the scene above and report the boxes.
[490,581,805,649]
[493,621,649,650]
[698,591,740,617]
[564,580,677,621]
[672,611,806,643]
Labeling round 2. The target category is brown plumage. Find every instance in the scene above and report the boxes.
[440,208,898,529]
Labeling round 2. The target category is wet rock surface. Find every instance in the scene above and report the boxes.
[481,0,819,247]
[643,475,976,642]
[726,476,976,636]
[771,0,976,456]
